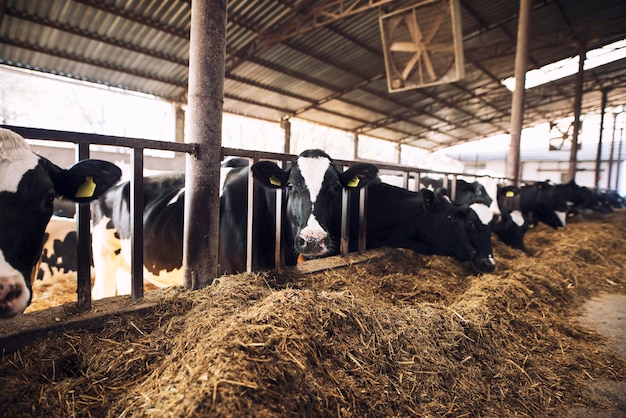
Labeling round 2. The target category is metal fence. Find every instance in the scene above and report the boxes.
[4,125,510,314]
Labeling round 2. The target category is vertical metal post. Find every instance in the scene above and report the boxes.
[568,45,586,182]
[131,148,144,299]
[607,113,618,189]
[76,142,91,311]
[594,88,609,189]
[358,188,367,254]
[340,187,350,256]
[505,0,532,186]
[616,127,624,191]
[183,0,227,289]
[246,162,254,272]
[281,118,291,154]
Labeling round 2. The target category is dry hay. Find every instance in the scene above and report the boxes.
[2,211,626,417]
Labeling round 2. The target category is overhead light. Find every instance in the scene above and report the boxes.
[501,38,626,91]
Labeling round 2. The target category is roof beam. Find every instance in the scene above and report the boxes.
[4,6,188,67]
[0,36,185,89]
[73,0,189,39]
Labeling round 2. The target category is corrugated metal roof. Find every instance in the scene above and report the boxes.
[1,0,625,152]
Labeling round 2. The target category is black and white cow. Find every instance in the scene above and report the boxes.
[251,149,379,262]
[38,215,81,281]
[352,182,476,265]
[556,180,613,214]
[91,150,378,298]
[0,128,121,318]
[520,181,569,229]
[91,172,187,299]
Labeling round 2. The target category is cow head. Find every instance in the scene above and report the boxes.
[0,128,121,318]
[455,201,496,273]
[252,149,378,258]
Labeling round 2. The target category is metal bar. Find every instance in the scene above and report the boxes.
[131,148,144,300]
[246,160,255,272]
[340,188,350,256]
[75,142,91,311]
[2,125,193,153]
[358,188,367,255]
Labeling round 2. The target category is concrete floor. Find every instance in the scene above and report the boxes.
[574,293,626,418]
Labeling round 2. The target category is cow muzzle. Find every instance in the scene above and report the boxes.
[0,273,31,318]
[295,233,329,257]
[473,254,496,273]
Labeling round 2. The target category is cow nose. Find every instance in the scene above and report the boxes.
[474,256,496,273]
[296,236,328,257]
[0,276,29,318]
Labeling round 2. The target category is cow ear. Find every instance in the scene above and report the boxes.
[48,159,122,203]
[421,189,435,209]
[339,163,378,189]
[251,161,289,189]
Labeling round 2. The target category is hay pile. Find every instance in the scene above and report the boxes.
[2,211,626,417]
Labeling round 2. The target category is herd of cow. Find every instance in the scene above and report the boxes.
[1,128,624,318]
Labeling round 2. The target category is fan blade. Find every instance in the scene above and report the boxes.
[425,5,448,44]
[406,11,423,44]
[422,50,437,81]
[390,42,419,52]
[402,53,421,81]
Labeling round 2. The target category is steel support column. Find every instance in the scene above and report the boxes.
[183,0,227,289]
[505,0,532,185]
[567,45,586,182]
[594,88,609,188]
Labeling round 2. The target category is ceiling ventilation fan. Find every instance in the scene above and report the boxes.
[380,0,464,93]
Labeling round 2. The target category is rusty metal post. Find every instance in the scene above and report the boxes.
[594,88,609,189]
[567,45,586,182]
[183,0,227,289]
[505,0,531,185]
[607,113,618,189]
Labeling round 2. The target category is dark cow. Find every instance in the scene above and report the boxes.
[494,185,534,251]
[556,180,613,214]
[459,178,533,252]
[520,181,569,229]
[0,128,121,318]
[353,182,475,265]
[251,149,379,262]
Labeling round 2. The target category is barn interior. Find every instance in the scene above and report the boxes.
[1,1,626,416]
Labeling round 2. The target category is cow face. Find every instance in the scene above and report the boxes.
[0,128,121,318]
[493,209,532,251]
[252,149,378,258]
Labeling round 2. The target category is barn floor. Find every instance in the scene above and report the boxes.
[1,210,626,417]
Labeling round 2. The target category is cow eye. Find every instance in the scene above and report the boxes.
[44,194,55,208]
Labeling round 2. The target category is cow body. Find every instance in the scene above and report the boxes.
[520,181,568,229]
[91,173,187,299]
[352,183,475,264]
[0,128,121,318]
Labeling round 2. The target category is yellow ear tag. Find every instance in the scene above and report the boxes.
[75,176,96,198]
[269,175,282,187]
[505,190,515,198]
[346,177,360,188]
